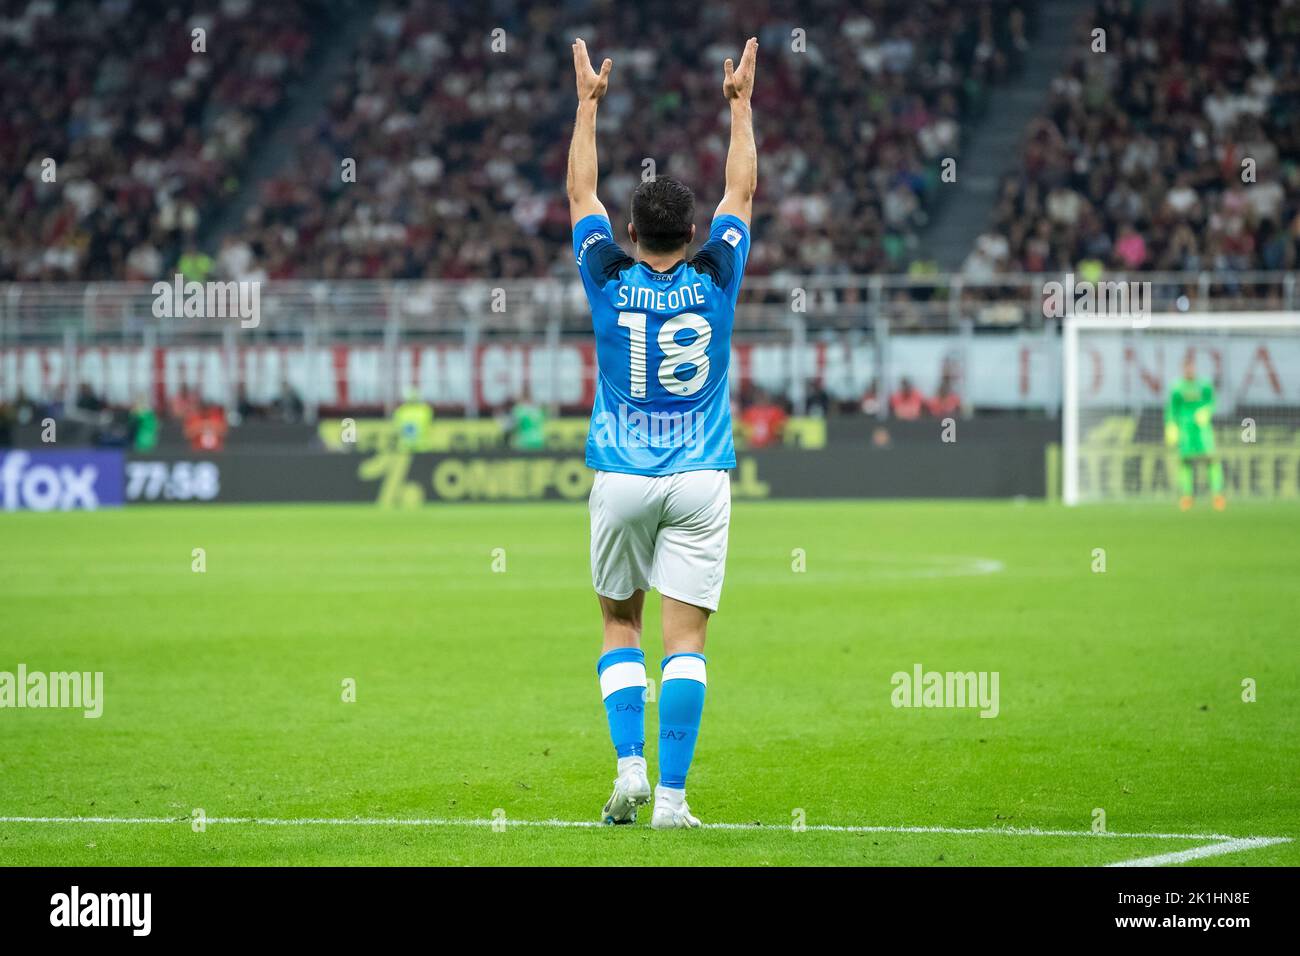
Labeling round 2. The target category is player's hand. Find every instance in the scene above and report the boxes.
[1194,407,1212,428]
[572,39,612,102]
[723,37,758,102]
[1165,422,1179,447]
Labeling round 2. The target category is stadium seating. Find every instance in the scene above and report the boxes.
[980,0,1300,276]
[234,0,1032,280]
[0,0,321,281]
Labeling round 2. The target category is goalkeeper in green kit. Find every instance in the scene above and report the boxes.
[1165,355,1225,511]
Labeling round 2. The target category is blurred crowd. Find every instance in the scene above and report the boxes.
[0,0,321,282]
[969,0,1300,277]
[0,379,309,452]
[226,0,1032,281]
[0,368,968,450]
[735,368,963,447]
[7,0,1300,287]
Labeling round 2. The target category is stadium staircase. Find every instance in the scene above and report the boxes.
[198,0,375,248]
[923,0,1094,270]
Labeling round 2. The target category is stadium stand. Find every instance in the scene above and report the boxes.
[978,0,1300,276]
[0,0,323,281]
[233,0,1033,281]
[5,0,1300,434]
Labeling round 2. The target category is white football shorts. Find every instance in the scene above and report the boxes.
[588,469,731,612]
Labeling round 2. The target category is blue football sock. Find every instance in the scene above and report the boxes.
[658,653,707,789]
[597,648,646,759]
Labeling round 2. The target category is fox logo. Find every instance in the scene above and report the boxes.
[1,451,103,511]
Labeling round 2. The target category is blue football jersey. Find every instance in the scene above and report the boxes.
[573,212,750,476]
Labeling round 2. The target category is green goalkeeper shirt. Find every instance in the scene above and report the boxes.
[1166,376,1215,456]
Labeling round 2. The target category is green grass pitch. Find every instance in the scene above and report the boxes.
[1,500,1296,866]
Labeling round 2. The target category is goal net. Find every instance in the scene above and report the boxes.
[1062,312,1300,505]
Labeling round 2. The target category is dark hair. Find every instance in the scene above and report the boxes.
[630,177,695,253]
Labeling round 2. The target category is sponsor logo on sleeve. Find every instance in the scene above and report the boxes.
[577,231,609,265]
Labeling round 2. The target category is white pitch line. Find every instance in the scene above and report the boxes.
[1106,837,1291,868]
[0,815,1289,846]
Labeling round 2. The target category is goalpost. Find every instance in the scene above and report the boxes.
[1062,312,1300,506]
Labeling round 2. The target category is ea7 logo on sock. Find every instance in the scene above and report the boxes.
[661,729,688,740]
[50,886,151,936]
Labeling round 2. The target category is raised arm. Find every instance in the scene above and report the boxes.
[567,38,612,226]
[715,37,758,225]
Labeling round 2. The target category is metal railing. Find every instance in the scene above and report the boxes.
[2,271,1296,341]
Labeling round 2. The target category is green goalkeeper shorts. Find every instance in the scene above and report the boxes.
[1179,426,1215,458]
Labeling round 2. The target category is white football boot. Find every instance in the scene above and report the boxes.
[601,756,652,825]
[650,784,701,829]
